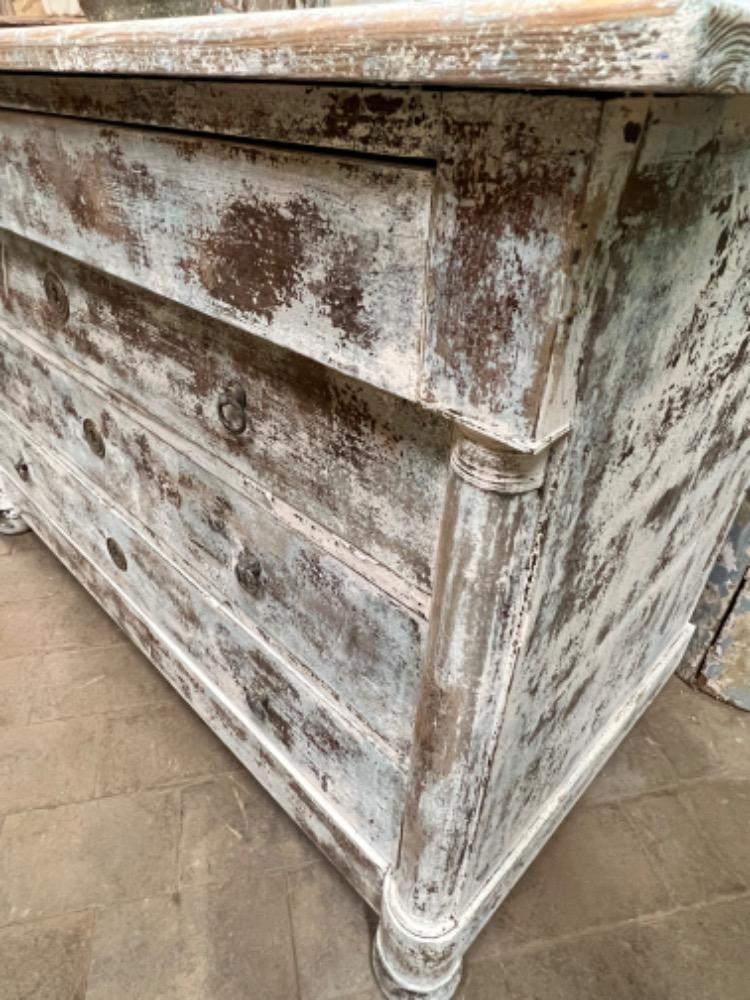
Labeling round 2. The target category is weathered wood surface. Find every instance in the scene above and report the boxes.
[422,92,602,449]
[1,74,749,1000]
[0,1,748,93]
[0,110,433,400]
[468,93,750,916]
[0,75,441,158]
[0,413,407,862]
[0,320,425,752]
[0,229,448,602]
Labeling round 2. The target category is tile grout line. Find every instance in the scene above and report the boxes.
[284,869,305,1000]
[474,886,750,966]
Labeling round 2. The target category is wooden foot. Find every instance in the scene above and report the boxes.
[372,923,462,1000]
[0,476,28,536]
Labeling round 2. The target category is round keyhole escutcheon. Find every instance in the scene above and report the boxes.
[44,272,69,325]
[82,418,106,459]
[235,547,263,595]
[106,537,128,571]
[218,385,247,435]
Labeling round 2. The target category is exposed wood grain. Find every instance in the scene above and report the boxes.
[0,415,407,860]
[0,75,440,158]
[0,229,449,600]
[0,110,433,400]
[0,1,747,93]
[0,320,426,754]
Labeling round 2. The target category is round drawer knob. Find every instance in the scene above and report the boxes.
[14,459,30,483]
[44,272,69,325]
[218,385,247,435]
[82,418,106,459]
[235,547,262,594]
[106,537,128,571]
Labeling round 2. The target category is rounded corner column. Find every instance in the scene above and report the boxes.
[376,427,553,999]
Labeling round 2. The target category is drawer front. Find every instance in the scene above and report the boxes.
[0,419,405,860]
[0,323,423,754]
[0,231,448,594]
[0,110,432,400]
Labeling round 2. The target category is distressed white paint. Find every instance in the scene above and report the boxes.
[0,73,748,1000]
[0,1,747,93]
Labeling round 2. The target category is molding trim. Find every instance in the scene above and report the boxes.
[450,432,549,494]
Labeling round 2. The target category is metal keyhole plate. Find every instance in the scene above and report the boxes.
[83,418,106,459]
[44,272,69,325]
[218,385,247,435]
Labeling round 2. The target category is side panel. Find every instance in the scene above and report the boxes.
[470,95,750,899]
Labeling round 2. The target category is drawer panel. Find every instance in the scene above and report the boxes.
[0,418,405,860]
[0,110,432,400]
[0,230,449,594]
[0,323,423,752]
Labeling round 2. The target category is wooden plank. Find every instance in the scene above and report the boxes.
[0,320,426,754]
[0,75,440,158]
[0,1,746,93]
[0,229,448,598]
[0,110,433,401]
[0,414,407,862]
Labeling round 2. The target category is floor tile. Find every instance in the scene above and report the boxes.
[0,655,40,728]
[623,789,746,906]
[473,802,672,959]
[96,702,238,796]
[86,875,297,1000]
[0,589,122,661]
[641,679,726,780]
[0,545,75,604]
[584,713,679,804]
[678,779,750,882]
[179,771,317,889]
[288,861,377,1000]
[0,911,94,1000]
[30,642,173,723]
[0,716,101,814]
[0,788,180,924]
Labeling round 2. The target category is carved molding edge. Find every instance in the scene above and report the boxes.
[449,431,548,494]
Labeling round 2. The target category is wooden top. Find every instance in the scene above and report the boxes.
[0,0,747,93]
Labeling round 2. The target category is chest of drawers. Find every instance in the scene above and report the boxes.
[0,4,748,997]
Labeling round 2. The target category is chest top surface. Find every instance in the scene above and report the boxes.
[0,0,747,93]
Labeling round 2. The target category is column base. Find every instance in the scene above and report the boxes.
[0,507,29,536]
[372,927,463,1000]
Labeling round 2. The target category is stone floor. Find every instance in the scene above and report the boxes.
[0,529,749,1000]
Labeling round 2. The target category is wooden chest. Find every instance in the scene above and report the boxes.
[0,4,748,997]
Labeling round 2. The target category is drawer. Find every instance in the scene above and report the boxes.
[0,419,405,860]
[0,230,449,594]
[0,323,424,754]
[0,110,432,400]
